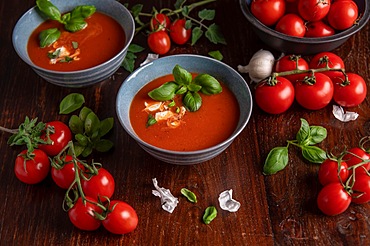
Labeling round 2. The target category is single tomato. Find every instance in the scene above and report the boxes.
[150,13,171,31]
[147,31,171,55]
[251,0,286,26]
[317,182,351,216]
[333,73,367,107]
[51,155,85,189]
[327,0,358,30]
[169,19,191,45]
[81,167,115,202]
[298,0,331,22]
[318,159,349,186]
[14,149,50,184]
[305,21,335,37]
[309,52,345,80]
[102,200,138,234]
[68,197,102,231]
[343,147,370,176]
[351,174,370,204]
[39,121,72,156]
[274,54,309,83]
[275,14,306,37]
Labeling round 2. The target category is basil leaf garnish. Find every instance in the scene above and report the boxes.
[173,64,192,85]
[70,5,96,19]
[94,139,114,152]
[59,93,85,114]
[263,146,289,175]
[187,84,202,92]
[39,28,61,48]
[98,118,114,138]
[64,18,87,32]
[84,111,101,137]
[79,107,93,122]
[68,115,84,134]
[148,82,178,101]
[203,206,217,224]
[193,74,222,95]
[183,91,202,112]
[301,145,327,164]
[175,86,187,95]
[146,114,157,127]
[308,126,327,145]
[181,188,197,203]
[36,0,62,22]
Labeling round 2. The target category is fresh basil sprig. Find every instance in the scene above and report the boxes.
[263,118,328,175]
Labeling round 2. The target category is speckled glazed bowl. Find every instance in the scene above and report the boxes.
[12,0,134,87]
[240,0,370,55]
[116,55,253,165]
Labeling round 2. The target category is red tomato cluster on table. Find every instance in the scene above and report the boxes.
[250,0,359,38]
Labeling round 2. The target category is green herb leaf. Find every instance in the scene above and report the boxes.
[70,5,96,19]
[128,43,145,53]
[198,9,215,21]
[94,139,114,152]
[191,27,203,46]
[301,145,327,164]
[203,206,217,224]
[187,84,202,92]
[205,23,226,45]
[39,28,61,48]
[36,0,62,21]
[296,118,310,145]
[72,142,85,157]
[75,133,88,146]
[174,0,186,9]
[131,4,143,18]
[72,41,79,49]
[79,107,93,122]
[308,126,327,145]
[181,188,197,203]
[208,50,223,61]
[176,86,188,95]
[68,115,84,134]
[263,146,289,175]
[185,19,192,29]
[59,93,85,114]
[98,118,114,138]
[64,17,87,32]
[183,91,202,112]
[121,44,144,73]
[148,82,178,101]
[84,112,100,137]
[81,145,93,157]
[173,65,192,85]
[193,74,222,95]
[146,114,157,127]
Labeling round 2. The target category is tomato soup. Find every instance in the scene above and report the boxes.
[130,74,240,151]
[27,12,125,71]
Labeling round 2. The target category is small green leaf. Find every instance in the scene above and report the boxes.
[309,126,327,145]
[59,93,85,114]
[81,145,93,157]
[85,112,100,136]
[79,107,93,122]
[205,24,226,45]
[64,18,87,32]
[203,206,217,224]
[130,4,143,17]
[191,27,203,46]
[128,44,145,53]
[70,5,96,19]
[185,19,192,29]
[94,139,114,152]
[193,74,222,95]
[182,6,190,16]
[187,84,202,93]
[301,146,327,164]
[175,86,187,95]
[208,50,223,61]
[69,115,84,134]
[296,118,310,145]
[263,146,289,175]
[181,188,197,203]
[198,9,215,21]
[39,28,61,48]
[148,82,178,101]
[173,65,192,85]
[99,118,114,137]
[72,41,78,49]
[174,0,186,9]
[121,54,136,73]
[36,0,62,21]
[71,142,85,157]
[75,133,88,146]
[183,91,202,112]
[146,114,157,127]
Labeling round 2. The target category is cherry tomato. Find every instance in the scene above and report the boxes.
[14,149,50,184]
[295,73,333,110]
[51,155,84,189]
[351,174,370,204]
[68,197,102,231]
[332,73,367,108]
[298,0,331,22]
[305,21,335,37]
[255,77,295,114]
[318,159,349,186]
[328,0,358,30]
[150,13,171,31]
[317,182,351,216]
[309,52,345,80]
[102,200,138,234]
[274,54,309,83]
[39,121,72,156]
[81,167,115,202]
[169,19,191,45]
[251,0,286,26]
[343,147,370,176]
[147,31,171,55]
[275,14,306,37]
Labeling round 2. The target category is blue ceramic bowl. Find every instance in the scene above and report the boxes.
[12,0,134,87]
[116,55,253,165]
[240,0,370,55]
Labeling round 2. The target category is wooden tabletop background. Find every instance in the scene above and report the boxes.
[0,0,369,245]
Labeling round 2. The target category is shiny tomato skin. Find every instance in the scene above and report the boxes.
[298,0,331,21]
[169,19,191,45]
[150,13,171,31]
[102,200,138,234]
[318,159,349,186]
[305,21,335,37]
[317,182,351,216]
[147,31,171,55]
[81,167,115,202]
[352,174,370,204]
[255,77,295,114]
[251,0,286,26]
[295,73,333,110]
[14,149,50,184]
[333,73,367,108]
[68,197,102,231]
[343,147,370,176]
[309,52,345,80]
[39,121,72,156]
[275,14,306,37]
[328,0,358,30]
[51,155,84,189]
[274,55,309,83]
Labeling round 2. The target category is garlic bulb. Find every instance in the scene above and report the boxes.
[238,49,275,82]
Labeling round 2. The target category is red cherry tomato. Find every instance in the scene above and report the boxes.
[14,149,50,184]
[351,174,370,204]
[298,0,331,22]
[333,73,367,108]
[147,31,171,55]
[51,155,84,189]
[328,0,358,30]
[68,197,102,231]
[305,21,335,37]
[343,147,370,176]
[81,167,115,202]
[317,182,351,216]
[39,121,72,156]
[255,77,295,114]
[102,200,138,234]
[309,52,345,80]
[275,14,306,37]
[251,0,286,26]
[274,54,309,83]
[169,19,191,45]
[318,159,349,186]
[294,73,334,110]
[150,13,171,31]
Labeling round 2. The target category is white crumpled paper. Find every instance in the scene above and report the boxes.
[218,189,241,212]
[152,178,179,213]
[332,105,359,122]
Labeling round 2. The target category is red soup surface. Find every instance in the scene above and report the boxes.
[130,74,240,151]
[27,12,125,71]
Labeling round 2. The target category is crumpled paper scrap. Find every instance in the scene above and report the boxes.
[152,178,179,213]
[218,189,241,212]
[332,105,359,122]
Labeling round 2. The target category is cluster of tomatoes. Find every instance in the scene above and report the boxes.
[317,143,370,216]
[250,0,359,38]
[147,13,191,55]
[255,51,367,114]
[13,120,138,234]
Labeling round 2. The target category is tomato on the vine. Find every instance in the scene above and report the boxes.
[150,13,171,31]
[81,167,115,202]
[351,174,370,204]
[318,159,349,186]
[317,182,351,216]
[274,54,309,83]
[102,200,138,234]
[298,0,331,22]
[255,77,295,114]
[275,14,306,37]
[169,19,191,45]
[14,149,50,184]
[39,121,72,156]
[68,197,102,231]
[147,31,171,55]
[327,0,358,30]
[343,147,370,176]
[250,0,286,26]
[333,73,367,108]
[309,52,345,80]
[305,21,335,37]
[51,155,84,189]
[294,73,333,110]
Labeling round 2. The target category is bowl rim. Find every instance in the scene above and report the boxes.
[12,0,135,75]
[116,54,253,156]
[239,0,370,43]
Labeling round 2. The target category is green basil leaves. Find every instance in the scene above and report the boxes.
[203,206,217,224]
[148,64,222,113]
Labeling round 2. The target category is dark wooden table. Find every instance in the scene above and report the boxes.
[1,0,369,245]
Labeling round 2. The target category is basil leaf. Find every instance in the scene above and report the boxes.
[81,145,93,157]
[308,126,327,145]
[193,74,222,95]
[70,5,96,19]
[39,28,60,48]
[187,84,202,93]
[61,13,71,23]
[173,65,192,85]
[146,114,157,127]
[128,43,145,53]
[79,107,93,122]
[148,82,178,101]
[130,4,143,18]
[198,9,215,21]
[71,142,85,157]
[75,133,88,146]
[208,50,223,61]
[263,146,289,175]
[59,93,85,114]
[183,91,202,112]
[181,188,197,203]
[69,115,84,134]
[99,118,114,138]
[203,206,217,224]
[296,118,310,145]
[301,146,327,164]
[191,27,203,46]
[175,86,187,95]
[85,111,100,136]
[36,0,62,21]
[64,17,87,32]
[94,139,114,152]
[205,23,227,45]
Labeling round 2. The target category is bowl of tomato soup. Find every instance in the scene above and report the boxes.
[12,0,134,87]
[116,55,253,165]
